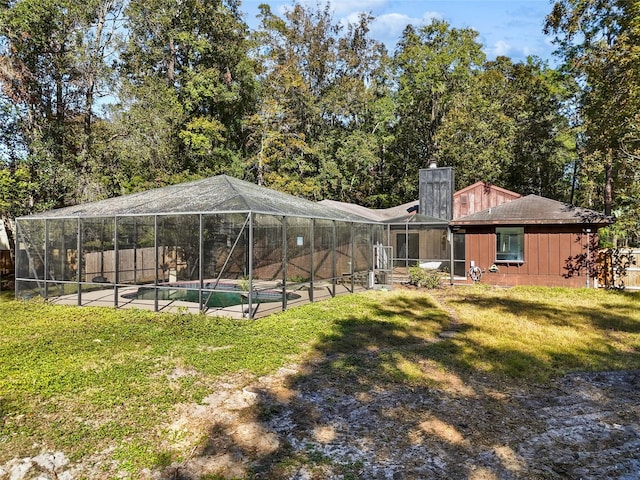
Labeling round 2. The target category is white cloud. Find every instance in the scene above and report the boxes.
[370,13,412,37]
[485,39,554,63]
[331,0,389,16]
[257,1,443,51]
[491,40,512,57]
[370,11,441,40]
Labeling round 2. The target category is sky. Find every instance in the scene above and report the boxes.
[240,0,559,65]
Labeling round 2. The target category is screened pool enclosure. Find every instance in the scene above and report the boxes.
[15,175,453,318]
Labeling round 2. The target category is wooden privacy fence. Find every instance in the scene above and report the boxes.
[85,247,165,284]
[597,249,640,290]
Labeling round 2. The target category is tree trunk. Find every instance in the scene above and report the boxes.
[168,37,176,83]
[55,72,65,165]
[1,215,16,264]
[82,3,110,172]
[604,150,613,216]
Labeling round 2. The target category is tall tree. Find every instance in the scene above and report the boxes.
[434,57,515,189]
[251,2,342,197]
[545,0,640,235]
[250,2,395,204]
[247,2,337,196]
[438,56,576,198]
[320,12,395,206]
[503,58,577,200]
[0,0,124,201]
[119,0,257,184]
[1,0,124,258]
[392,20,485,202]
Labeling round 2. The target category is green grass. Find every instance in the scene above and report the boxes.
[435,285,640,381]
[0,290,13,302]
[0,286,639,476]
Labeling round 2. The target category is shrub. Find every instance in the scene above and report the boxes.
[407,265,442,289]
[237,276,250,291]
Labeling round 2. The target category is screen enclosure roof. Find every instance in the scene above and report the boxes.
[19,175,374,222]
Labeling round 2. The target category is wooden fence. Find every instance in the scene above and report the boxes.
[598,249,640,290]
[85,247,166,284]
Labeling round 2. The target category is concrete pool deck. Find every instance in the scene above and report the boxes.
[46,282,338,319]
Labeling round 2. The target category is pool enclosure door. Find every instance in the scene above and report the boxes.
[373,244,393,287]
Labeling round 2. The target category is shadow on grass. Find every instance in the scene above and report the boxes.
[163,289,640,480]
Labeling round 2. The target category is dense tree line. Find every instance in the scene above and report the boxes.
[545,0,640,244]
[1,0,638,256]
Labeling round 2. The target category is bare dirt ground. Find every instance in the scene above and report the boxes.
[2,293,640,480]
[153,366,640,480]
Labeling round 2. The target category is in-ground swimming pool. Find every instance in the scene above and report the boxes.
[122,281,301,308]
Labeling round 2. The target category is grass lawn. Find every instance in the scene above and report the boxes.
[1,286,639,476]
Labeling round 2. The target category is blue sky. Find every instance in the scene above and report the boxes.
[241,0,558,64]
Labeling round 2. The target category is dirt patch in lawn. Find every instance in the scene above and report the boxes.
[3,367,639,480]
[155,365,640,480]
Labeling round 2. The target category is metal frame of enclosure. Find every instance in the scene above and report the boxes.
[15,176,390,319]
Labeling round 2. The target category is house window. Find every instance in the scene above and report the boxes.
[496,227,524,262]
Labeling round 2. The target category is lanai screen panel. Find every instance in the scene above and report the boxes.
[353,223,373,289]
[413,225,450,270]
[221,214,250,280]
[77,217,116,306]
[15,219,45,299]
[286,217,313,285]
[157,214,201,282]
[48,218,80,286]
[387,218,450,271]
[82,217,116,284]
[253,214,284,282]
[390,224,414,268]
[202,213,250,282]
[279,216,310,310]
[314,219,335,281]
[203,214,232,282]
[116,216,156,286]
[335,222,353,279]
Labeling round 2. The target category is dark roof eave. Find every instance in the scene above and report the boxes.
[383,220,448,225]
[450,219,613,226]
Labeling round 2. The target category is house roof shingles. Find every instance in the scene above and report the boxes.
[451,194,612,226]
[319,199,447,224]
